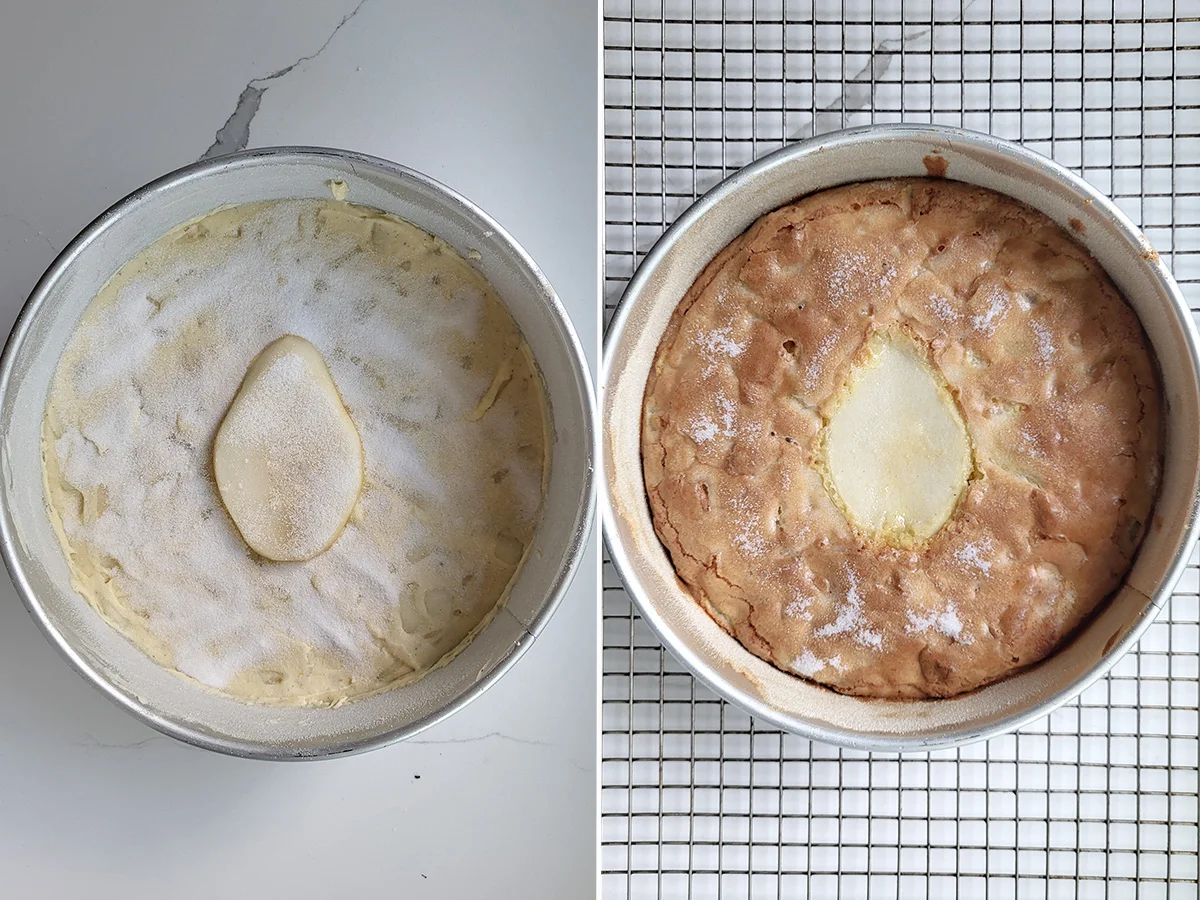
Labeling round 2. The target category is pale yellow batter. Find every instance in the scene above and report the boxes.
[43,198,548,706]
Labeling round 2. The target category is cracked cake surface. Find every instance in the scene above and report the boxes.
[641,177,1162,699]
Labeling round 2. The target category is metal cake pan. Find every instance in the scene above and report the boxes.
[0,147,596,759]
[601,123,1200,752]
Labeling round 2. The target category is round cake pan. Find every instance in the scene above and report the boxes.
[0,147,595,759]
[602,123,1200,752]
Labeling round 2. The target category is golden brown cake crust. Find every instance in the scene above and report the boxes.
[642,178,1162,699]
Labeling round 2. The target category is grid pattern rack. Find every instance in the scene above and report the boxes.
[601,1,1200,897]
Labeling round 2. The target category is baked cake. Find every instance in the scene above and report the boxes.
[642,178,1161,699]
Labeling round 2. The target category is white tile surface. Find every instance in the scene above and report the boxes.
[0,2,597,897]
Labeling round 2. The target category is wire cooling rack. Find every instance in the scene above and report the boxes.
[601,1,1200,897]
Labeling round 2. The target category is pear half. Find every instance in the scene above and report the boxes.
[821,334,972,546]
[214,335,364,562]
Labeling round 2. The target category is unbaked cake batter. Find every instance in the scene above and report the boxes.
[43,198,547,706]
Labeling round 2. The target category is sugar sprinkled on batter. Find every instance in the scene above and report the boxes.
[43,199,547,705]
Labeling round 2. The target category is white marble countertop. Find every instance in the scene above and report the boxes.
[0,2,597,896]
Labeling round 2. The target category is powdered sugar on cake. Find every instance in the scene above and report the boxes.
[696,316,746,376]
[954,538,994,575]
[906,601,973,644]
[686,391,738,446]
[728,489,767,557]
[791,649,846,677]
[803,332,840,390]
[929,293,959,323]
[970,286,1009,336]
[814,566,884,650]
[1031,318,1055,363]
